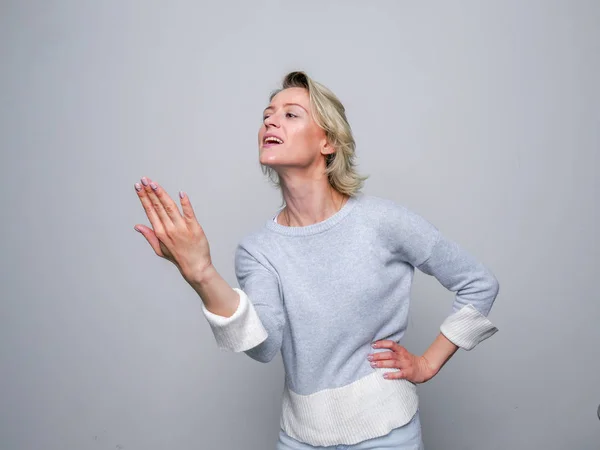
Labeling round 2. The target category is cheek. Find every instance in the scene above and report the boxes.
[289,123,317,147]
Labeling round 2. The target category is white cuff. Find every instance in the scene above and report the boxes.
[440,304,498,350]
[201,288,268,352]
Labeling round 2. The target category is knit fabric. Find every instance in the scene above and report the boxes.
[201,192,499,446]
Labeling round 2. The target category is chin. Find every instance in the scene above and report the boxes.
[260,157,284,166]
[260,148,286,165]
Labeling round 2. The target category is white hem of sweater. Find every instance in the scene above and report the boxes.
[200,288,268,352]
[280,368,419,446]
[440,304,498,350]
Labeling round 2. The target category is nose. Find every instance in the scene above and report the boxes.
[263,112,280,128]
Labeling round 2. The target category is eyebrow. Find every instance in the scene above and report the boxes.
[263,103,308,114]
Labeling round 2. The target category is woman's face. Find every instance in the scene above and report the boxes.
[258,87,332,171]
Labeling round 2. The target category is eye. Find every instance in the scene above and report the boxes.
[286,112,297,118]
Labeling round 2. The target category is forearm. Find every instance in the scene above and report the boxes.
[422,332,459,376]
[190,263,270,353]
[187,264,240,318]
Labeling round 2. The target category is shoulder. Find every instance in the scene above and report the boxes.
[234,226,277,270]
[234,232,264,265]
[234,230,281,283]
[359,193,435,229]
[360,194,441,266]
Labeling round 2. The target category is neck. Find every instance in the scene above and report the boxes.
[279,182,347,227]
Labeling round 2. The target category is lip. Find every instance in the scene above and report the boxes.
[262,133,284,147]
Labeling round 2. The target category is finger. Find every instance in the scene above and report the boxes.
[135,179,165,235]
[383,370,406,380]
[370,351,396,361]
[147,179,186,226]
[372,340,395,349]
[373,340,405,356]
[397,351,414,368]
[178,190,199,224]
[142,177,180,229]
[371,358,402,369]
[392,342,404,352]
[133,224,164,256]
[394,345,409,359]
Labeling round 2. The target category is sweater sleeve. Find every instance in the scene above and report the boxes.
[200,243,286,363]
[391,204,500,350]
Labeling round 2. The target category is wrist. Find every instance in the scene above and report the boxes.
[186,262,216,286]
[420,355,439,380]
[420,332,459,380]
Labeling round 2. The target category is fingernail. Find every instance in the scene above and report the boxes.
[371,343,377,348]
[367,355,373,361]
[383,374,389,379]
[141,177,149,186]
[134,226,142,233]
[135,183,142,191]
[179,191,185,199]
[150,182,157,190]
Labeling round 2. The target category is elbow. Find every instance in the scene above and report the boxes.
[244,346,278,364]
[479,263,499,299]
[245,352,276,364]
[479,272,499,316]
[242,335,280,363]
[488,273,500,299]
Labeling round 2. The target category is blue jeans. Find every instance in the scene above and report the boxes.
[276,410,424,450]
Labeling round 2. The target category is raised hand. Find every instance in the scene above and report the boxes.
[134,176,213,283]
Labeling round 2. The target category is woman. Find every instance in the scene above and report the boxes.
[133,71,500,449]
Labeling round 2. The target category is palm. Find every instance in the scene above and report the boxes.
[134,176,212,281]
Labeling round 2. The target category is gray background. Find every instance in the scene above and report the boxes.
[1,1,598,449]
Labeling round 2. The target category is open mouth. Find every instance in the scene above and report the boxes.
[263,136,284,147]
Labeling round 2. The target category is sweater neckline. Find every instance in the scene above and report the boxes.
[265,193,362,236]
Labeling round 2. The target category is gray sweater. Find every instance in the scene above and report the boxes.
[201,192,499,446]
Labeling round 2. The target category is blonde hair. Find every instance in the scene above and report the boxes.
[260,71,369,201]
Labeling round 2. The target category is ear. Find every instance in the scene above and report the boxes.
[320,138,335,156]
